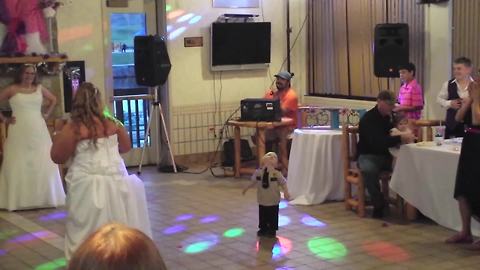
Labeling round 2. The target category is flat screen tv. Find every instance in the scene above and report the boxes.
[211,22,271,71]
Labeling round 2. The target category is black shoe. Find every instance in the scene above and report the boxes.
[257,230,267,237]
[372,207,384,219]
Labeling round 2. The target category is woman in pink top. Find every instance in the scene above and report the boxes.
[395,63,424,120]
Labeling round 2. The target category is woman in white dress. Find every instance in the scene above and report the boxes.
[51,82,151,260]
[0,64,65,211]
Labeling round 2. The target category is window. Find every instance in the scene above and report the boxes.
[308,0,425,99]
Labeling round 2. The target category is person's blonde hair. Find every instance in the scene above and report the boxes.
[70,82,106,145]
[68,223,166,270]
[261,152,278,167]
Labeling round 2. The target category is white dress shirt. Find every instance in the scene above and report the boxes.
[436,77,473,109]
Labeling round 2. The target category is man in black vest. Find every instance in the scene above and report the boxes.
[437,57,473,138]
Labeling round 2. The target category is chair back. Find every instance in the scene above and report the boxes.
[342,125,359,176]
[413,120,442,142]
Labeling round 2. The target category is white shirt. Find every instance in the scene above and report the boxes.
[436,77,473,109]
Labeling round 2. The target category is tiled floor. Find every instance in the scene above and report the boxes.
[1,167,480,270]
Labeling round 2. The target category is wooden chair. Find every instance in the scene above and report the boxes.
[342,126,366,216]
[342,126,395,217]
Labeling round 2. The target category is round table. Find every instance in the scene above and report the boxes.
[287,129,344,205]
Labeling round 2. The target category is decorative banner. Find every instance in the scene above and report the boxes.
[213,0,260,8]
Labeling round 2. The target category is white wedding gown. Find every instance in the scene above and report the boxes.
[64,134,152,260]
[0,85,65,211]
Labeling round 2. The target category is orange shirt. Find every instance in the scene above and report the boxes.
[264,88,298,126]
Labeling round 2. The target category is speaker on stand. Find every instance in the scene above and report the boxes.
[134,35,182,174]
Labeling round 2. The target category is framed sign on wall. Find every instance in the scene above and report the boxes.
[213,0,260,8]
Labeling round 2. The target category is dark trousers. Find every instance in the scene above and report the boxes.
[259,205,279,232]
[445,125,465,139]
[358,155,392,209]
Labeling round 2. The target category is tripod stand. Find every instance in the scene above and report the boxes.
[137,86,177,174]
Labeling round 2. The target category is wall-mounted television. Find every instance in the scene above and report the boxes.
[211,22,271,71]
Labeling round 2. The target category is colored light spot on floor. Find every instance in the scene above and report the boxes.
[183,233,219,254]
[163,224,187,235]
[223,228,245,238]
[272,236,293,260]
[39,211,68,221]
[278,215,291,227]
[175,214,194,221]
[200,215,219,224]
[279,200,288,209]
[301,215,326,227]
[362,241,410,263]
[34,258,66,270]
[307,237,348,260]
[8,231,55,244]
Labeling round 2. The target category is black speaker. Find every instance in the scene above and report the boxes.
[374,23,409,78]
[134,35,171,86]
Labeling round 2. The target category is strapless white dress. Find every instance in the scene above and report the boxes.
[0,85,65,211]
[64,134,151,259]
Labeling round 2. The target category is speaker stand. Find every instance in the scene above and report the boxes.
[137,86,177,175]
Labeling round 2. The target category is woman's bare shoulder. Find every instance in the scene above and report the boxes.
[3,84,18,92]
[103,119,121,135]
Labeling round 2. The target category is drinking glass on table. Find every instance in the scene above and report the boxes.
[433,126,446,146]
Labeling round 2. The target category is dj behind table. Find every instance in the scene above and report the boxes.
[226,99,292,177]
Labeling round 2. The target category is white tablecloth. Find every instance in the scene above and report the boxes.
[390,142,480,236]
[287,129,344,205]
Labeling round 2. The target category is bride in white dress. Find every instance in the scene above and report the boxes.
[0,64,65,211]
[50,82,151,260]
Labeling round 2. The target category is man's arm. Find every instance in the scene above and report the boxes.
[360,117,402,153]
[437,81,453,108]
[281,92,298,115]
